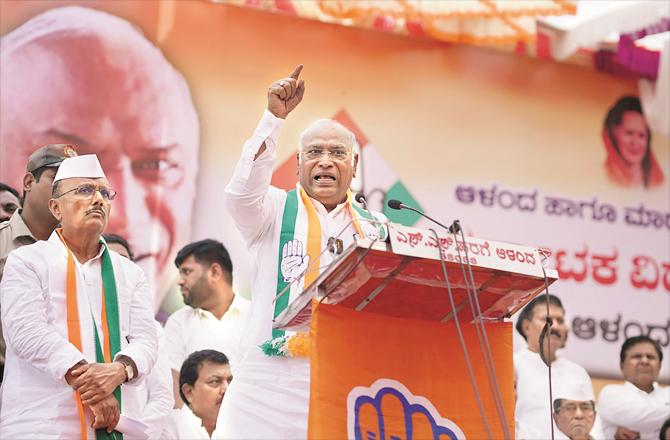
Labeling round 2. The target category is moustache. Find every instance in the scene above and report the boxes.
[86,208,106,217]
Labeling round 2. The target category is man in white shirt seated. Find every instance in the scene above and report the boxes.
[599,335,669,439]
[553,385,598,440]
[163,239,248,407]
[514,294,602,439]
[163,350,232,439]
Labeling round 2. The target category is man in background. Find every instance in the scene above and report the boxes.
[0,6,200,307]
[164,350,232,439]
[599,336,669,439]
[514,294,602,439]
[553,386,598,440]
[164,239,248,407]
[0,183,20,222]
[0,144,76,380]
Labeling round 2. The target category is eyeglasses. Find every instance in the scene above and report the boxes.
[301,148,351,162]
[56,184,117,201]
[558,402,595,415]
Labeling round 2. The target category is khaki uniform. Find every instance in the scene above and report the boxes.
[0,210,37,368]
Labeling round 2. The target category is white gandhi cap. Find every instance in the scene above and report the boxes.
[552,381,595,403]
[54,154,107,182]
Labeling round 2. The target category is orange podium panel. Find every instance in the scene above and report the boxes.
[309,303,515,439]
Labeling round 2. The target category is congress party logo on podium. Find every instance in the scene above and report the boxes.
[347,379,466,440]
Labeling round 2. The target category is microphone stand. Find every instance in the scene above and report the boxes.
[387,200,510,439]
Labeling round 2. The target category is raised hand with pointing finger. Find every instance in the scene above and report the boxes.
[267,64,305,119]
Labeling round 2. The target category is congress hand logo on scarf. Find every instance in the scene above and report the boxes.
[57,229,123,440]
[260,185,385,357]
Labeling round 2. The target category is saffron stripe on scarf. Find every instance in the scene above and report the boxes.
[298,187,322,288]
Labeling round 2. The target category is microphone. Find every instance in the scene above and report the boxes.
[354,192,367,207]
[386,199,460,234]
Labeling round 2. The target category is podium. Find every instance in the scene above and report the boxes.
[274,224,558,439]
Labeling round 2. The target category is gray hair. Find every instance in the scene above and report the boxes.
[298,119,359,153]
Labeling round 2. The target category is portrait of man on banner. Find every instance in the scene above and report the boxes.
[0,5,200,307]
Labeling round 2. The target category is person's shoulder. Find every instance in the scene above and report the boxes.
[8,237,49,258]
[164,306,196,326]
[0,220,13,251]
[598,382,628,398]
[109,250,147,279]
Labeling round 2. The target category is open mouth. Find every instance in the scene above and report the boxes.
[314,174,337,184]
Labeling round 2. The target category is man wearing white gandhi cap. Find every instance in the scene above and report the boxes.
[552,382,598,440]
[0,154,157,439]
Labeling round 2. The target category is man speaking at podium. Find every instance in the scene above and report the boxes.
[217,65,386,438]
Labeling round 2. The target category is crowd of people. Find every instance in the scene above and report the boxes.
[0,66,668,439]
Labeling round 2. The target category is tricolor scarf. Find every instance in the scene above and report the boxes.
[260,185,385,357]
[57,229,123,440]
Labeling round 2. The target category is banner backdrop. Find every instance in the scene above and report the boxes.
[1,1,668,380]
[309,303,514,439]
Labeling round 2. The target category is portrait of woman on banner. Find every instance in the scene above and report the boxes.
[602,96,664,189]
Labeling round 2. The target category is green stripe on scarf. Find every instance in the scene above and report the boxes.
[273,189,299,338]
[93,245,123,440]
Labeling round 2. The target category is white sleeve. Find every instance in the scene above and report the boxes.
[140,326,174,439]
[0,252,85,383]
[224,110,286,245]
[162,311,186,372]
[115,268,157,381]
[598,385,670,433]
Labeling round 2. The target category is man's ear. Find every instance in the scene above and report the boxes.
[296,152,301,177]
[48,199,62,222]
[209,262,223,281]
[181,383,194,405]
[352,153,359,177]
[521,318,531,337]
[23,172,35,193]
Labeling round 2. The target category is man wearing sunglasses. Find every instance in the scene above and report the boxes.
[217,66,386,439]
[0,154,157,438]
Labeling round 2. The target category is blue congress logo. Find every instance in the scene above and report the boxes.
[347,379,466,440]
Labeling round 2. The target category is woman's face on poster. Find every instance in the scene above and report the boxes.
[612,111,648,166]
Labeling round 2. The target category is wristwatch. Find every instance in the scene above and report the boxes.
[117,358,135,382]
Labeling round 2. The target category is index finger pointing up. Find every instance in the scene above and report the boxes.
[290,64,303,79]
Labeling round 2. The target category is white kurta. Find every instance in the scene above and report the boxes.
[0,232,157,439]
[163,295,249,372]
[514,346,604,439]
[599,381,670,439]
[216,110,383,439]
[135,322,174,439]
[162,405,211,439]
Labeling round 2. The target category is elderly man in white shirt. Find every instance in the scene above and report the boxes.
[552,383,599,440]
[0,154,157,439]
[599,335,670,439]
[215,65,386,439]
[514,294,602,439]
[163,239,248,407]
